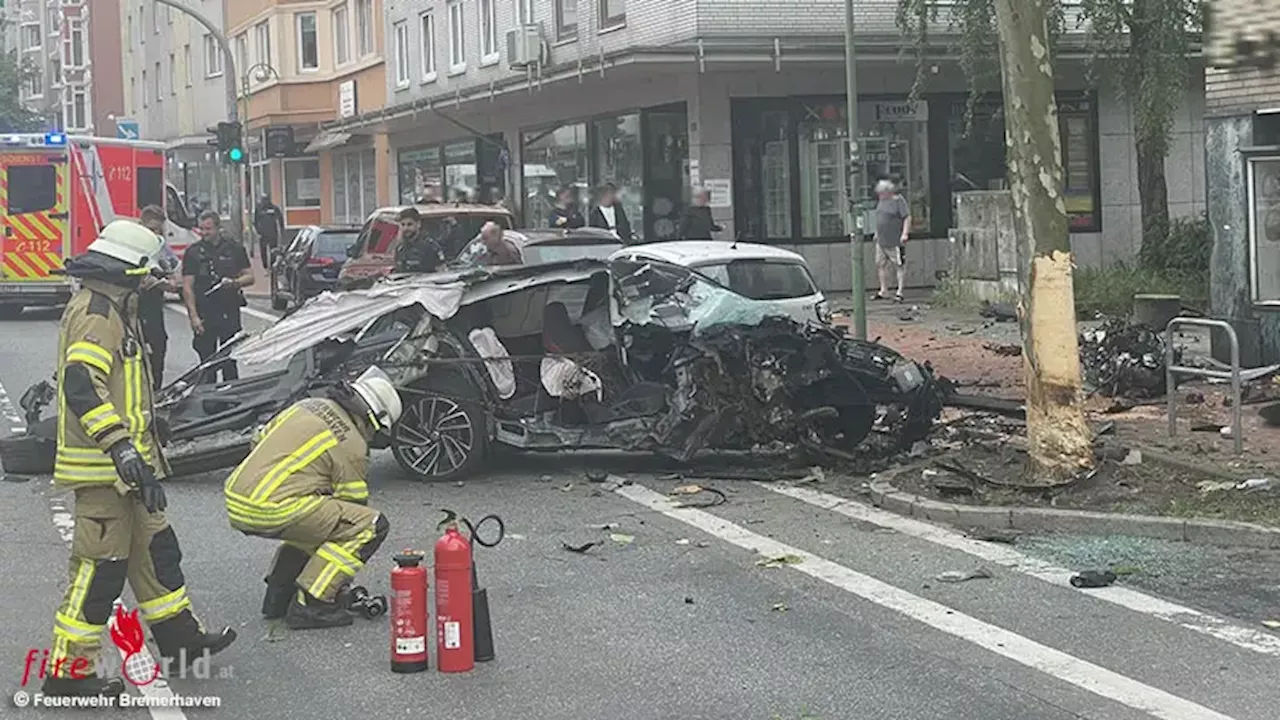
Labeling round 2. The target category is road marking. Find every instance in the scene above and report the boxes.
[0,377,26,436]
[617,483,1237,720]
[761,482,1280,658]
[165,303,277,323]
[47,493,187,720]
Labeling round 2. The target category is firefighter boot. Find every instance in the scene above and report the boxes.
[285,589,355,630]
[151,610,238,671]
[41,676,127,698]
[262,545,311,619]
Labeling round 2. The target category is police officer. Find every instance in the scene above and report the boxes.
[225,366,399,629]
[182,211,253,383]
[253,194,285,270]
[391,207,444,274]
[138,205,178,389]
[45,220,235,698]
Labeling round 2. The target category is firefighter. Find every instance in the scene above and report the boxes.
[46,220,236,698]
[224,365,401,629]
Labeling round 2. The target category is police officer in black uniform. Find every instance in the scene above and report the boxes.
[392,207,445,274]
[181,211,253,383]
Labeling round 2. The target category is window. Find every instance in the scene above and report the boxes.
[592,113,643,240]
[65,89,87,131]
[47,7,61,35]
[166,6,173,25]
[1248,156,1280,303]
[125,13,132,46]
[393,21,410,87]
[355,0,374,57]
[284,159,322,210]
[154,61,162,101]
[516,0,535,25]
[168,54,176,94]
[22,23,41,50]
[444,141,478,202]
[334,3,351,65]
[420,12,437,81]
[555,0,578,40]
[479,0,499,64]
[129,77,136,113]
[137,167,164,210]
[695,260,818,300]
[235,34,249,81]
[204,34,223,77]
[296,12,319,71]
[522,122,588,228]
[600,0,625,28]
[447,1,466,72]
[152,3,159,34]
[25,71,42,99]
[5,166,56,214]
[397,146,443,203]
[65,17,85,68]
[332,150,378,225]
[757,111,793,239]
[141,69,149,107]
[255,21,272,69]
[183,44,193,87]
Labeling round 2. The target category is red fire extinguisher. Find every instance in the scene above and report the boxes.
[435,525,475,673]
[390,551,429,673]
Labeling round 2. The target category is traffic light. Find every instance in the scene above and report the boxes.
[206,121,245,164]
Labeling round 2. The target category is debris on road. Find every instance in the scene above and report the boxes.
[609,533,635,545]
[771,602,789,612]
[935,567,993,583]
[684,596,695,605]
[1078,318,1174,398]
[1237,478,1274,492]
[757,554,805,568]
[561,483,575,492]
[978,301,1018,322]
[561,541,601,554]
[966,528,1019,544]
[588,522,621,530]
[1262,619,1280,629]
[671,484,704,495]
[1069,570,1118,588]
[585,470,608,483]
[1196,480,1237,494]
[1120,449,1143,466]
[672,486,727,508]
[983,342,1022,357]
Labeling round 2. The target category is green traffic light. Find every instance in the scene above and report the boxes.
[228,147,245,163]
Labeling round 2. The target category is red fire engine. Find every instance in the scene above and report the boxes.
[0,133,198,318]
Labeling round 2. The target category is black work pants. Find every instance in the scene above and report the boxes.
[258,237,274,270]
[192,309,242,384]
[148,334,167,391]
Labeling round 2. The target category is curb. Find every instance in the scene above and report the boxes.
[869,466,1280,549]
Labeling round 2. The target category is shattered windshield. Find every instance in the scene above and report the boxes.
[608,257,792,333]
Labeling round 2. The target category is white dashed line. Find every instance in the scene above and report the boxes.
[616,483,1237,720]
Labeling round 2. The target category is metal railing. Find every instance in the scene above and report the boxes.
[1165,318,1242,455]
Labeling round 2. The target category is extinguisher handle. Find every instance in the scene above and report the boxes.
[463,514,505,548]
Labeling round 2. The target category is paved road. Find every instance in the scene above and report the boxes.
[2,299,1280,719]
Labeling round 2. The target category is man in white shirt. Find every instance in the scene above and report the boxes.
[588,183,633,242]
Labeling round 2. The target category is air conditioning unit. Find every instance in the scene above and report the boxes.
[506,23,544,69]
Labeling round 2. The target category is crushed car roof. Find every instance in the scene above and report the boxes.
[610,241,806,266]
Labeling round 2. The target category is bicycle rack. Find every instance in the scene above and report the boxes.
[1165,318,1251,455]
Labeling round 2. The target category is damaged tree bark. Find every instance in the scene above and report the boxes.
[992,0,1094,483]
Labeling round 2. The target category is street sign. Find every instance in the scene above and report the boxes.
[116,119,140,140]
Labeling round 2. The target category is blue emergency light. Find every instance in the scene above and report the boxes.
[44,132,67,146]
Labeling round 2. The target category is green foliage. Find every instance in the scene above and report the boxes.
[1072,263,1207,317]
[0,42,45,133]
[1137,213,1211,276]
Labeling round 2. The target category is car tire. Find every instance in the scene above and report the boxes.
[392,369,489,482]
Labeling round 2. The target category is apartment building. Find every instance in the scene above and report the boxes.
[228,0,389,229]
[316,0,1205,292]
[120,0,234,215]
[4,0,122,135]
[1204,64,1280,366]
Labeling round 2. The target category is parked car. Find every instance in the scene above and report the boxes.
[338,203,514,289]
[608,241,831,325]
[270,225,361,311]
[453,227,625,267]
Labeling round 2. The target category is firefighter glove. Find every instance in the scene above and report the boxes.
[109,441,167,513]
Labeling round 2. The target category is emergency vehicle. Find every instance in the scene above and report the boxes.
[0,133,199,318]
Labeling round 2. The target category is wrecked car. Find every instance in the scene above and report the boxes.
[3,259,942,482]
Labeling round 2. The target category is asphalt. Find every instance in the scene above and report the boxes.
[0,297,1279,719]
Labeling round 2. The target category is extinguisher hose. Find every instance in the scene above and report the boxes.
[463,514,505,548]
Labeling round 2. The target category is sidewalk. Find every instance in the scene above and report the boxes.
[244,250,271,298]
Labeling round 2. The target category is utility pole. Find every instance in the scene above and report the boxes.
[844,0,866,339]
[153,0,244,241]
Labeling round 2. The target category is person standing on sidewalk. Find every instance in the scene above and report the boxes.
[547,186,585,229]
[588,183,633,243]
[678,188,722,241]
[253,195,285,271]
[182,211,254,383]
[138,206,179,389]
[873,179,911,303]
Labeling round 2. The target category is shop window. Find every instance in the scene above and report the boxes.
[444,141,478,202]
[948,94,1099,232]
[334,150,378,224]
[284,159,322,210]
[1248,156,1280,304]
[398,145,443,203]
[522,122,589,228]
[592,114,643,241]
[760,111,793,239]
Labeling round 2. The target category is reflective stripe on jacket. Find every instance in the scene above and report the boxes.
[224,397,370,532]
[54,279,165,487]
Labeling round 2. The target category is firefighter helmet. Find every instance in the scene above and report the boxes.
[350,366,403,430]
[87,219,163,268]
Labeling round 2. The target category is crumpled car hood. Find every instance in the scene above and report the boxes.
[232,277,467,365]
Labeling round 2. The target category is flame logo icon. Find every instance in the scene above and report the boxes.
[109,606,159,686]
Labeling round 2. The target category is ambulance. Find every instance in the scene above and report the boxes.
[0,133,200,318]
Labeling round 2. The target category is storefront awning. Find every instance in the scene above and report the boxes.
[303,131,352,153]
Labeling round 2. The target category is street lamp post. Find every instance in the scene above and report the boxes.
[152,0,244,241]
[844,0,867,340]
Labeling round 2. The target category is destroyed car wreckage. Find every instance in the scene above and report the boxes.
[4,258,943,481]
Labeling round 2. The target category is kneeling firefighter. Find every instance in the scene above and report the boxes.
[223,366,401,629]
[47,220,236,698]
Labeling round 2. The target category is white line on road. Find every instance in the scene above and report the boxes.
[617,483,1237,720]
[0,377,26,436]
[761,482,1280,658]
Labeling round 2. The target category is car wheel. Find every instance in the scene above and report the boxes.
[392,370,488,482]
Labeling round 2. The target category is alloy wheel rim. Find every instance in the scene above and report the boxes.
[394,395,474,477]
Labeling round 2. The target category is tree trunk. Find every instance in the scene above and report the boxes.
[1130,0,1172,254]
[1136,134,1171,252]
[992,0,1095,483]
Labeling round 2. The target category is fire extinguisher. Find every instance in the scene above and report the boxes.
[435,524,475,673]
[390,551,429,674]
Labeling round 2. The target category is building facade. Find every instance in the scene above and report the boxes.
[315,0,1205,292]
[120,0,235,216]
[4,0,122,136]
[1204,64,1280,365]
[228,0,390,231]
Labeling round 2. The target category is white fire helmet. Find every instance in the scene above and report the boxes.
[350,365,403,431]
[87,219,163,269]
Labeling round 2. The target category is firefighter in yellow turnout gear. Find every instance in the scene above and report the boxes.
[46,220,236,699]
[225,366,401,629]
